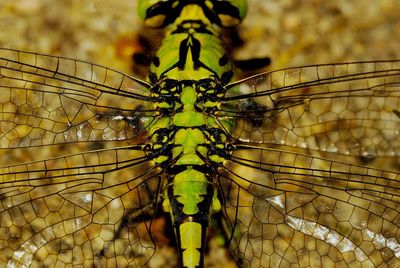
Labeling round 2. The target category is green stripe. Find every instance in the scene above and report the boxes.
[180,222,202,268]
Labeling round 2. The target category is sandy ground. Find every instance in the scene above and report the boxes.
[1,0,399,71]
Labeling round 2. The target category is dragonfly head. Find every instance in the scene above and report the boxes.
[138,0,247,28]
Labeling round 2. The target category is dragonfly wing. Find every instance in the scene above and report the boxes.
[218,145,400,267]
[0,146,161,267]
[0,48,157,148]
[221,61,400,158]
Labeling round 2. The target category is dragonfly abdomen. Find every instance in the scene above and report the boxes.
[163,167,215,268]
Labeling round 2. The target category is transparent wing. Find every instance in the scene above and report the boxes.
[217,61,400,267]
[0,145,161,267]
[218,145,400,267]
[219,61,400,158]
[0,48,158,148]
[0,49,163,267]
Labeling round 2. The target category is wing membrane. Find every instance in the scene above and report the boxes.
[0,49,165,267]
[0,146,161,267]
[0,48,158,148]
[218,144,400,267]
[220,61,400,157]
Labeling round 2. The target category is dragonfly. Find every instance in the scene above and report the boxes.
[1,0,400,267]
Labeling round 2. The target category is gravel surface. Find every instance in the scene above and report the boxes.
[1,0,399,71]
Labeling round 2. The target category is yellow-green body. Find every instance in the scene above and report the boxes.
[138,1,247,267]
